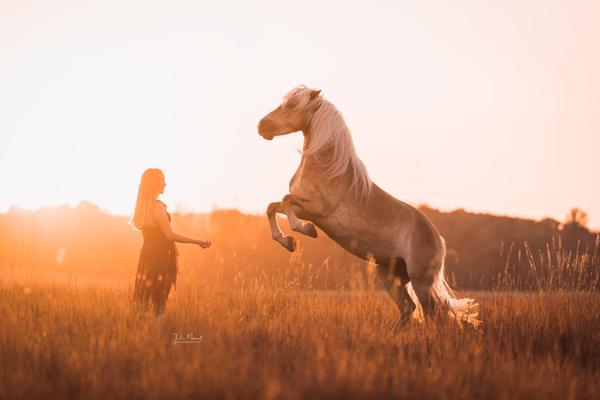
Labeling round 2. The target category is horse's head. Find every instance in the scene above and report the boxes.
[258,86,322,140]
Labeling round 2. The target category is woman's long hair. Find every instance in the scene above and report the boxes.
[132,168,164,230]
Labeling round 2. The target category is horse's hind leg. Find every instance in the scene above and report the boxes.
[376,260,416,332]
[408,256,442,319]
[410,263,438,319]
[411,282,436,319]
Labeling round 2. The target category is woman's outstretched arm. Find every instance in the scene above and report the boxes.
[153,203,211,248]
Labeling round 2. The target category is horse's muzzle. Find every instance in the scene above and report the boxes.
[257,119,274,140]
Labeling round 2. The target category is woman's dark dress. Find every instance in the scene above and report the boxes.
[133,206,178,315]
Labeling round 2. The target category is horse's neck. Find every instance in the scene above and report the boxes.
[295,130,354,194]
[299,132,328,174]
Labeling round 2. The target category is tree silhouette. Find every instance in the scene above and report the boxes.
[565,208,588,228]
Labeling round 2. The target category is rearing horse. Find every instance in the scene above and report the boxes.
[258,86,480,330]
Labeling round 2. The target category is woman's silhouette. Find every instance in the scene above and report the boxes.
[131,168,211,315]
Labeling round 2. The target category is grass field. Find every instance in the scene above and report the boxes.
[1,271,599,400]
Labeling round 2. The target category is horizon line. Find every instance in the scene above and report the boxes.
[2,200,597,233]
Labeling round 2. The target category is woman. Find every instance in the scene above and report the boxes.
[131,168,211,316]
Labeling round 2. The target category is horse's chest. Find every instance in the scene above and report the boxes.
[290,174,321,201]
[289,165,306,195]
[289,173,301,194]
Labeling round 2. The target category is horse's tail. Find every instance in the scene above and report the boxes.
[431,239,482,328]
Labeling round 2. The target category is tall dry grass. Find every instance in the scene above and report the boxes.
[495,236,600,291]
[1,264,599,399]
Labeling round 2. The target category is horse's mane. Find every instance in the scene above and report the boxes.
[283,86,372,198]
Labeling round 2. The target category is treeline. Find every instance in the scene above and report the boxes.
[0,202,598,290]
[421,206,598,290]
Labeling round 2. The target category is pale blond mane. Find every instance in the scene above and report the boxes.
[283,86,372,198]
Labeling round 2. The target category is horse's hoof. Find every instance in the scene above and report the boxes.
[305,223,318,238]
[282,236,297,252]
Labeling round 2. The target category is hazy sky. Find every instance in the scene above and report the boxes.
[1,0,598,228]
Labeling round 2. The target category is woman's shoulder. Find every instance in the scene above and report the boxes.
[152,200,169,216]
[154,200,167,209]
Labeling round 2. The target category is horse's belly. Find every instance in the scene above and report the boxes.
[316,216,409,263]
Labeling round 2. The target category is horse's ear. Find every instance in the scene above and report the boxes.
[310,89,322,100]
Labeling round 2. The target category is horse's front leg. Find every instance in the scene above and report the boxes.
[267,201,297,252]
[281,194,318,238]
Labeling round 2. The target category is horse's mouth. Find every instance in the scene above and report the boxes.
[260,132,274,140]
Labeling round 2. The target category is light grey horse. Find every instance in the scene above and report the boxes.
[257,86,480,330]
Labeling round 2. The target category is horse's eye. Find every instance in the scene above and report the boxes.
[286,98,298,108]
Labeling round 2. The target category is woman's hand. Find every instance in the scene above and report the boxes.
[196,240,211,249]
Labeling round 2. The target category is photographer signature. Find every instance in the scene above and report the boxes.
[171,332,203,345]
